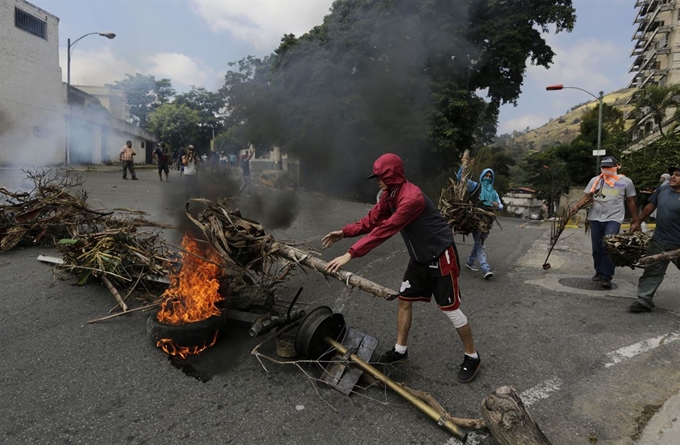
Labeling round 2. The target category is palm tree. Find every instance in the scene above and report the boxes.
[634,84,680,137]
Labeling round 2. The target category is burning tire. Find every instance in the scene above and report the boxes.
[147,311,227,357]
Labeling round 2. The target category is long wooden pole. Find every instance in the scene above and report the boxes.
[637,248,680,266]
[273,243,399,301]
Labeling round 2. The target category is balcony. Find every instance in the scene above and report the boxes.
[630,55,645,72]
[635,0,651,7]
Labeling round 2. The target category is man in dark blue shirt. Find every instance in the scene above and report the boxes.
[629,166,680,312]
[239,148,255,195]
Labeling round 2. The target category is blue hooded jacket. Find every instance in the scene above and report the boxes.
[456,166,504,210]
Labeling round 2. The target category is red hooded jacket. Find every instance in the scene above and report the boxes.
[342,153,454,262]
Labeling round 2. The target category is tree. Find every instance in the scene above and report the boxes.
[174,87,225,150]
[147,104,201,151]
[108,74,175,129]
[634,84,680,137]
[219,0,575,199]
[623,133,680,190]
[556,103,626,186]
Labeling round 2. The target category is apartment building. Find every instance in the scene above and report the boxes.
[628,0,680,142]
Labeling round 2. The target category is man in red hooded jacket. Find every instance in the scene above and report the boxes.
[323,153,481,383]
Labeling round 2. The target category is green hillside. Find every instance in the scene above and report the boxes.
[508,88,637,151]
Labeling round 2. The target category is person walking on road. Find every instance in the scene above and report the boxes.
[182,145,200,199]
[153,142,170,182]
[322,153,482,383]
[239,148,255,196]
[457,153,503,280]
[119,140,137,180]
[628,167,680,313]
[570,156,637,289]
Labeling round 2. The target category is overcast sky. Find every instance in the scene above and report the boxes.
[38,0,637,136]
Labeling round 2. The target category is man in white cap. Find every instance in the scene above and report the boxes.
[570,156,638,289]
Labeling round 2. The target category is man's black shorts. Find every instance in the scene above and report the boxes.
[158,163,169,173]
[398,245,461,311]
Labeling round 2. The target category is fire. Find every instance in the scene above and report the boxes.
[157,234,225,325]
[156,331,219,359]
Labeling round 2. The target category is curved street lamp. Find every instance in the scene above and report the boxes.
[546,84,604,174]
[67,32,116,86]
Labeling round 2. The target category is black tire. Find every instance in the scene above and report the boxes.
[146,311,227,347]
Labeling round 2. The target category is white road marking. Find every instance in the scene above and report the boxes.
[604,332,680,368]
[443,333,680,445]
[520,377,564,407]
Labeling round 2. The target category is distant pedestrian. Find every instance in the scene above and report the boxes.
[570,156,638,289]
[119,140,137,180]
[182,145,200,199]
[178,147,186,176]
[171,148,179,170]
[153,142,170,182]
[239,148,255,195]
[229,153,237,168]
[628,167,680,313]
[457,153,503,280]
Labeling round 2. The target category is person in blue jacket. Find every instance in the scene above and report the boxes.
[457,159,503,279]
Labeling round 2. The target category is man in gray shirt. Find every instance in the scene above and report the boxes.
[571,156,638,289]
[628,166,680,312]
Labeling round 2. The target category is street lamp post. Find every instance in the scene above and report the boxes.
[542,164,554,218]
[546,84,604,174]
[67,32,116,87]
[65,32,116,165]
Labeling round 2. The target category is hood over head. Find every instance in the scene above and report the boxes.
[369,153,406,188]
[480,168,495,184]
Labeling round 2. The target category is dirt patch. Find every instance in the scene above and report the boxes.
[630,403,663,441]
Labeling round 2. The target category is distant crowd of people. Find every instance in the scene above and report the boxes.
[119,140,259,199]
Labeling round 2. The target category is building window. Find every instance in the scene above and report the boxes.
[15,8,47,40]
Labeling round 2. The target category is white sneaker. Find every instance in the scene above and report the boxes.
[483,271,494,280]
[465,263,480,272]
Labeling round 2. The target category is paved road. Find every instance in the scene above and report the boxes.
[1,168,679,445]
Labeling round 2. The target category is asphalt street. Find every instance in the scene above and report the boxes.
[1,167,679,445]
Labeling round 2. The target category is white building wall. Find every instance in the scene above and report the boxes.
[0,0,65,166]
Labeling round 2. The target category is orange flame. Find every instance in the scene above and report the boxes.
[156,331,220,359]
[157,235,225,326]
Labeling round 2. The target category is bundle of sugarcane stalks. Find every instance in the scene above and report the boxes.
[604,231,652,269]
[0,170,112,252]
[185,198,399,300]
[438,150,496,235]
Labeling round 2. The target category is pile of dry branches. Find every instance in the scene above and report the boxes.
[0,170,112,252]
[438,151,496,235]
[604,231,652,269]
[185,197,277,275]
[186,198,399,300]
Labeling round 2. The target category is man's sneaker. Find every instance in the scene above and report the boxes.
[601,278,612,289]
[591,273,603,282]
[629,300,652,313]
[465,263,479,272]
[378,348,408,364]
[483,271,494,280]
[458,354,481,383]
[131,177,138,180]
